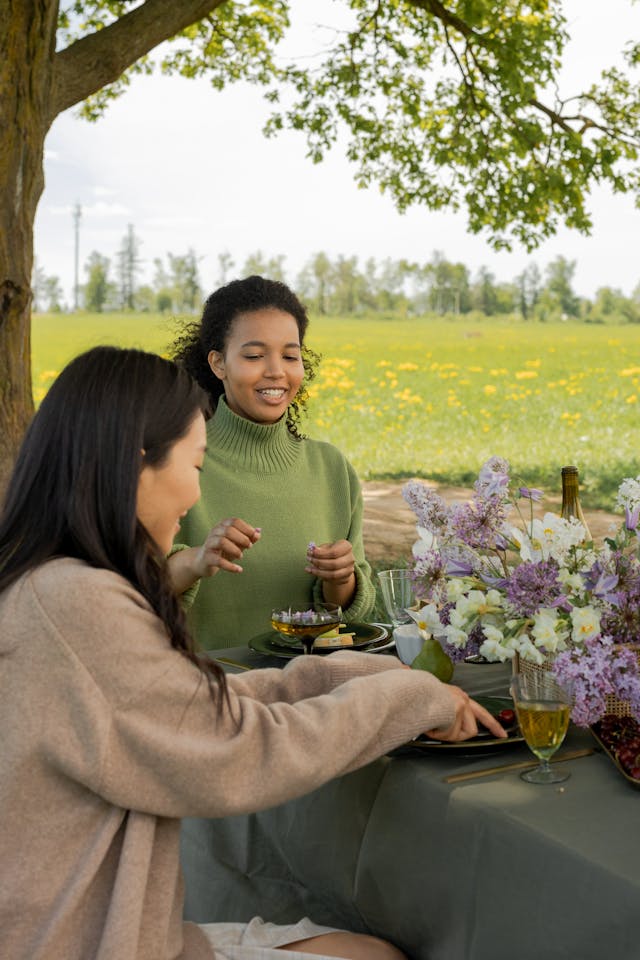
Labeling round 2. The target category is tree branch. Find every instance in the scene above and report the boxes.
[405,0,483,41]
[49,0,228,121]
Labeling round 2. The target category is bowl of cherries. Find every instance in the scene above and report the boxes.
[591,714,640,786]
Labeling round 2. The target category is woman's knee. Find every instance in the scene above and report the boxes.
[281,931,408,959]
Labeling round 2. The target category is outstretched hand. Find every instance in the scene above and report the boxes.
[193,518,261,578]
[425,685,508,743]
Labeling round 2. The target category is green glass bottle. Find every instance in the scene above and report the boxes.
[560,465,592,541]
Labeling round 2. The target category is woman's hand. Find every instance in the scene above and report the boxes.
[168,518,260,595]
[424,685,508,743]
[306,540,357,609]
[193,518,261,578]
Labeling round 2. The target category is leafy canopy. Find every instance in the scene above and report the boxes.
[57,1,640,250]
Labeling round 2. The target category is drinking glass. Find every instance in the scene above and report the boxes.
[510,672,573,784]
[377,569,414,627]
[271,603,342,656]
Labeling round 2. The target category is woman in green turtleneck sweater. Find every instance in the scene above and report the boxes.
[168,276,375,650]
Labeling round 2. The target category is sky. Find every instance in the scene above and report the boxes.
[36,0,640,306]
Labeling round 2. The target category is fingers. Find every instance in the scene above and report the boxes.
[197,518,260,577]
[424,686,508,743]
[471,700,508,739]
[306,540,355,583]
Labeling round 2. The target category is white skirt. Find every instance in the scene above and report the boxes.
[199,915,343,960]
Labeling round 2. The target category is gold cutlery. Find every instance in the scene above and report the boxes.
[213,657,252,671]
[443,747,597,784]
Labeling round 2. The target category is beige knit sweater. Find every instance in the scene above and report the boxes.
[0,558,455,960]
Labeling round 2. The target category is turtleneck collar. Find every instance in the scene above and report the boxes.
[207,396,303,473]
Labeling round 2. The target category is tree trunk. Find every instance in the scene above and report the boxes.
[0,1,58,493]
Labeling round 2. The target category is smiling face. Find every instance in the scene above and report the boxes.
[207,308,305,424]
[136,412,207,554]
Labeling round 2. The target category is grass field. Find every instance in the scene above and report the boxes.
[33,311,640,507]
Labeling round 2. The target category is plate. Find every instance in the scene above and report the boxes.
[391,696,525,757]
[249,622,390,659]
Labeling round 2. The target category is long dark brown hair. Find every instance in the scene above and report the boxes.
[0,345,227,700]
[171,275,320,438]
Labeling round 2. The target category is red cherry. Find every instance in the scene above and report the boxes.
[497,708,515,726]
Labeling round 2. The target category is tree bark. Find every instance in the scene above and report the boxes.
[0,0,58,493]
[0,0,228,493]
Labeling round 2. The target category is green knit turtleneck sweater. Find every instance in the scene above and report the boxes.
[178,398,375,650]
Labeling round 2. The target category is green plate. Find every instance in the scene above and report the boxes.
[249,622,390,658]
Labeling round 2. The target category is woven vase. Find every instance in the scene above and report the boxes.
[513,646,640,719]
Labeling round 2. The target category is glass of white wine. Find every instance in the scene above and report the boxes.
[510,671,573,784]
[271,603,342,656]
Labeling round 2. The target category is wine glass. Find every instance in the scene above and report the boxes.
[271,603,342,655]
[510,671,573,784]
[377,569,415,628]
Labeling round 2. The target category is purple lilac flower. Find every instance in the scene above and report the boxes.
[441,621,482,662]
[475,456,511,499]
[611,647,640,723]
[518,486,544,502]
[505,558,566,617]
[450,495,509,551]
[553,637,615,726]
[402,481,450,533]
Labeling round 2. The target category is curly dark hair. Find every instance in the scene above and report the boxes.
[171,275,320,439]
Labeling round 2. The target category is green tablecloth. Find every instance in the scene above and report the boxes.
[180,651,640,960]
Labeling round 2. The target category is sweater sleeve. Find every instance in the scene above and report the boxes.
[312,456,376,621]
[32,569,455,822]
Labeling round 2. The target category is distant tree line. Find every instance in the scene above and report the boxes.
[33,225,640,324]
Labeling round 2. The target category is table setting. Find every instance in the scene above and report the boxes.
[181,457,640,960]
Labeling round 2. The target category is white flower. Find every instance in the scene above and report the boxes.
[571,605,601,644]
[446,577,468,602]
[531,609,569,653]
[411,526,439,560]
[515,635,547,665]
[448,606,466,630]
[407,603,443,639]
[479,624,513,662]
[444,624,469,649]
[557,568,585,596]
[524,513,588,562]
[616,476,640,513]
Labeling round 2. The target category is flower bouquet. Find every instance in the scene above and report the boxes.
[401,457,640,726]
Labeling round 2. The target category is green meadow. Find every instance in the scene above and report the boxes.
[33,311,640,507]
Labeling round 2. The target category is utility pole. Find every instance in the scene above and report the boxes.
[73,203,82,310]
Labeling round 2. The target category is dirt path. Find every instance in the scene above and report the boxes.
[361,480,620,562]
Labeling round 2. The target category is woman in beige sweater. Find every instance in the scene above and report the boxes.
[0,346,503,960]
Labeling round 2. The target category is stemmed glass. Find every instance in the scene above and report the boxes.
[377,569,415,628]
[271,603,342,656]
[510,672,573,784]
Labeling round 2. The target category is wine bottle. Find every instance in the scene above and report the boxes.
[560,465,592,541]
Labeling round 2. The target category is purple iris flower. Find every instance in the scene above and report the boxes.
[518,486,544,502]
[582,561,620,604]
[479,572,509,589]
[625,504,640,532]
[548,595,574,613]
[445,558,474,577]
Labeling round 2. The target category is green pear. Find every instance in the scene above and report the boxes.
[411,636,454,683]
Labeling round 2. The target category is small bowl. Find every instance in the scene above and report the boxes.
[393,624,424,665]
